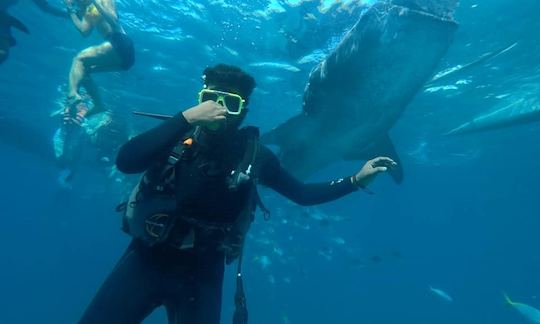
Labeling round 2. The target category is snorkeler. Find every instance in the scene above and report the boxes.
[55,0,133,184]
[63,0,134,125]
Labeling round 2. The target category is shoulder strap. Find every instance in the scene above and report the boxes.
[136,127,199,195]
[241,127,271,219]
[241,126,259,167]
[242,127,259,175]
[167,126,201,166]
[227,127,260,190]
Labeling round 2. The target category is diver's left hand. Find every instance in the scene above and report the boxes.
[352,157,396,188]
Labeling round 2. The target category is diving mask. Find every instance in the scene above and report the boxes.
[198,89,246,115]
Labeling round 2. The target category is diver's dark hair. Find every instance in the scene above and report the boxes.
[202,64,256,101]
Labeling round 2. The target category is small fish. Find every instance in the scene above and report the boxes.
[332,237,346,245]
[505,293,540,323]
[430,286,453,302]
[249,61,301,72]
[152,65,167,72]
[273,246,284,256]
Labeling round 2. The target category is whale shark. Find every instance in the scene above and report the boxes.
[505,293,540,324]
[446,88,540,135]
[261,0,459,182]
[446,106,540,135]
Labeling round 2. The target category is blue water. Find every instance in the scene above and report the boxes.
[1,0,539,323]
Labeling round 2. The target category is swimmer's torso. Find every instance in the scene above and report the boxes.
[84,2,116,37]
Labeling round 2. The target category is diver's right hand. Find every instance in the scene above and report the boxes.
[182,101,227,128]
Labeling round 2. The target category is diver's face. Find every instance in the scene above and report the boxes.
[205,84,248,132]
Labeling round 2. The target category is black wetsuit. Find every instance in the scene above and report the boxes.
[107,31,134,70]
[80,113,359,324]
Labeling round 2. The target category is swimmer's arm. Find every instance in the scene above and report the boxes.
[92,0,120,30]
[68,10,92,36]
[32,0,69,18]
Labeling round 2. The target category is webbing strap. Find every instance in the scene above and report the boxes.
[233,248,248,324]
[167,126,201,165]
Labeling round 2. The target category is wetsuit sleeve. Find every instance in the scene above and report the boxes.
[258,146,358,206]
[116,112,193,174]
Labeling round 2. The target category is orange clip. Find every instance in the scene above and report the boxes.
[183,138,193,146]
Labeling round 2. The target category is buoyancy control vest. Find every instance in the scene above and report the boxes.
[118,126,269,264]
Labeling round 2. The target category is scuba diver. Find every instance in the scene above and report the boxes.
[79,64,397,324]
[0,0,67,65]
[63,0,134,124]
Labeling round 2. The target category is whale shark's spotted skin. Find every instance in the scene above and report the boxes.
[262,0,458,182]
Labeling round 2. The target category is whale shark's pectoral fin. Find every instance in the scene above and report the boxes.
[343,134,404,184]
[261,114,335,180]
[0,11,29,34]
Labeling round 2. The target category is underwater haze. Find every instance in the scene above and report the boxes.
[1,0,540,323]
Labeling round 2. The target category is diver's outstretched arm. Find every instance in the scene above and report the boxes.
[32,0,69,18]
[259,154,396,206]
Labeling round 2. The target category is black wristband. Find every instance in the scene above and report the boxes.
[350,175,361,188]
[350,176,374,194]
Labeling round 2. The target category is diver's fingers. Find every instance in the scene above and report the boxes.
[214,115,227,121]
[373,166,388,173]
[371,157,396,168]
[381,159,397,168]
[370,156,388,164]
[206,101,225,110]
[210,105,227,118]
